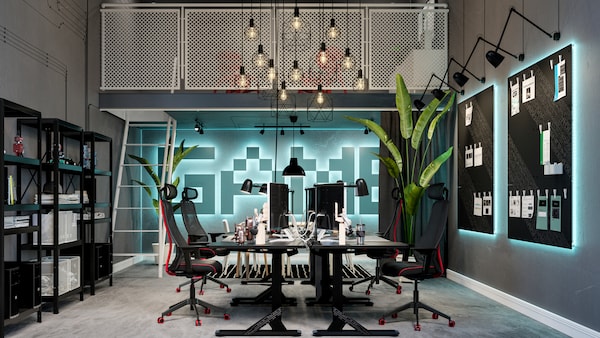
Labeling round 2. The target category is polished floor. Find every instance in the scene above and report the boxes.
[4,253,568,338]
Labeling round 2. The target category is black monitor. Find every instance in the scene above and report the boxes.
[314,182,346,230]
[268,182,289,232]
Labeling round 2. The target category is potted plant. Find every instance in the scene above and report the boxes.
[346,74,455,245]
[127,139,198,263]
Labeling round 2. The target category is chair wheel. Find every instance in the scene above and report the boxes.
[391,313,398,319]
[195,319,202,326]
[449,320,456,327]
[365,289,371,295]
[378,318,385,325]
[157,317,164,324]
[349,286,354,291]
[432,313,439,319]
[396,286,402,294]
[224,313,231,320]
[176,287,181,293]
[414,324,421,331]
[166,312,172,316]
[226,288,232,293]
[199,290,204,296]
[204,308,211,314]
[220,284,225,288]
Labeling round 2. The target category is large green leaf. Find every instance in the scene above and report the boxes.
[395,74,413,140]
[375,153,400,179]
[411,94,444,150]
[345,116,403,176]
[128,154,161,187]
[403,183,426,216]
[428,91,455,139]
[419,146,454,187]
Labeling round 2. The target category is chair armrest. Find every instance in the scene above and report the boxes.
[208,232,224,242]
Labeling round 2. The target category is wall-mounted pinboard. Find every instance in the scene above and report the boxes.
[507,44,572,248]
[458,86,494,234]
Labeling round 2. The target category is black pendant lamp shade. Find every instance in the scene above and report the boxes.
[282,157,305,176]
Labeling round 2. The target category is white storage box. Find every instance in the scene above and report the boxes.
[33,211,77,245]
[41,256,81,296]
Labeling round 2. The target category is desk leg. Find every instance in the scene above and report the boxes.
[312,252,398,337]
[216,251,301,337]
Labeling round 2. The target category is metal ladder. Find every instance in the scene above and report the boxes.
[111,112,176,278]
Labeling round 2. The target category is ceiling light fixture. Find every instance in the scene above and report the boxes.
[355,69,365,91]
[282,115,305,177]
[267,58,276,82]
[246,0,258,40]
[291,0,301,30]
[327,0,339,40]
[279,81,288,101]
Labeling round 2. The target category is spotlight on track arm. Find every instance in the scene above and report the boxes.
[450,57,485,88]
[473,36,524,68]
[194,119,204,134]
[489,7,560,67]
[259,128,265,135]
[430,73,464,100]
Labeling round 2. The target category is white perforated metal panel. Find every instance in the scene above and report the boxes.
[369,8,448,91]
[101,9,180,90]
[185,9,272,90]
[100,4,448,92]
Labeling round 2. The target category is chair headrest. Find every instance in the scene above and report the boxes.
[161,184,178,200]
[427,183,447,201]
[182,187,198,201]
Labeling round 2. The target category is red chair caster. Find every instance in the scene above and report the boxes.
[199,290,204,296]
[224,313,231,320]
[157,317,164,324]
[378,318,385,325]
[166,312,172,316]
[414,324,421,331]
[195,319,202,326]
[226,287,232,293]
[449,320,456,327]
[220,284,225,288]
[432,313,439,319]
[204,308,211,314]
[175,287,181,293]
[396,286,402,294]
[365,289,371,295]
[391,313,398,319]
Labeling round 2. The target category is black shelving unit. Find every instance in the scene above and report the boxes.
[2,98,43,334]
[19,118,86,314]
[81,131,113,295]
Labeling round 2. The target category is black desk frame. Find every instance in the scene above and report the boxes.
[311,239,406,336]
[212,241,303,337]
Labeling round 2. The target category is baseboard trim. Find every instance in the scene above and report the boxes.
[112,256,145,274]
[447,269,600,338]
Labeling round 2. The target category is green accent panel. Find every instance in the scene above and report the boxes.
[317,171,330,183]
[187,147,215,159]
[247,147,260,159]
[233,159,246,170]
[260,159,272,171]
[358,147,380,214]
[221,171,235,213]
[183,174,216,214]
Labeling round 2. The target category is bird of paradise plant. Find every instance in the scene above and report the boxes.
[346,74,455,245]
[127,140,198,213]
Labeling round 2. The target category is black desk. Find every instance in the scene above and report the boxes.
[211,239,304,337]
[311,236,407,336]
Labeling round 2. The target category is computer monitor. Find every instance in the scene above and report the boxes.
[267,182,289,233]
[314,182,346,230]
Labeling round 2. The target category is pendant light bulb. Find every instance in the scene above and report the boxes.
[267,59,276,83]
[327,18,340,39]
[318,42,328,64]
[342,48,353,69]
[238,66,248,88]
[279,81,288,101]
[355,69,365,91]
[292,6,302,30]
[255,44,267,67]
[316,84,325,105]
[290,60,301,82]
[246,18,258,40]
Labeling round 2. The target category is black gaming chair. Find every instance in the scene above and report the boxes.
[177,187,231,294]
[156,184,230,327]
[378,183,455,331]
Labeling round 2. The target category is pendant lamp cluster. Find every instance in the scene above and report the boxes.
[237,0,365,92]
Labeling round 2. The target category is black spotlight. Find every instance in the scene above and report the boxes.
[259,128,265,135]
[453,72,470,87]
[485,50,505,68]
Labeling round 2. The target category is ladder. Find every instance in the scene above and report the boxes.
[111,112,176,278]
